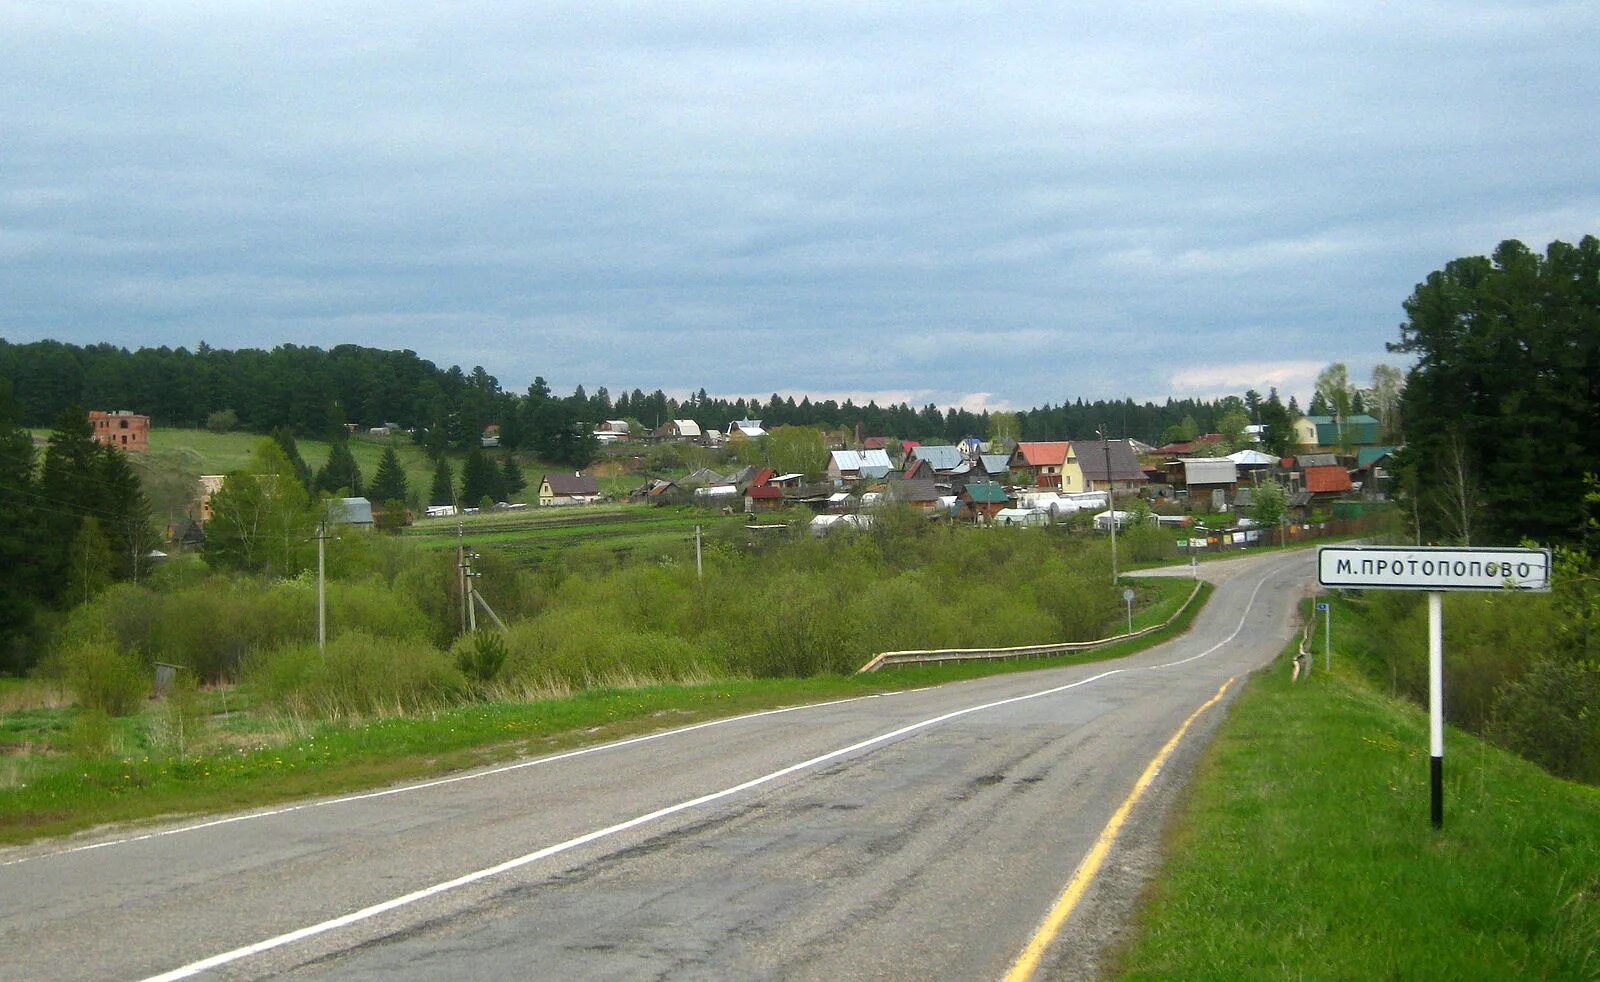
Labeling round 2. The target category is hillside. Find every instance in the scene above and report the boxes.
[30,427,540,524]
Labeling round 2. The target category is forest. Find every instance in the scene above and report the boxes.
[0,336,1244,456]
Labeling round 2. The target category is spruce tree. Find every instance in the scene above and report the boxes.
[98,445,155,582]
[314,436,363,497]
[460,446,503,504]
[38,406,104,604]
[429,457,456,506]
[271,427,312,488]
[500,454,526,497]
[369,447,409,504]
[0,382,41,670]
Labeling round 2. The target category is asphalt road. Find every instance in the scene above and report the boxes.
[0,549,1314,981]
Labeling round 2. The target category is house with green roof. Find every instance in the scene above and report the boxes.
[959,480,1011,522]
[1292,414,1383,449]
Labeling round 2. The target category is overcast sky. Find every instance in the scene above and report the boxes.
[3,2,1596,411]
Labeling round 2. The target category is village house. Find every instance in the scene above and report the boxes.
[1176,458,1239,510]
[196,474,226,522]
[1008,442,1080,490]
[886,476,940,515]
[906,444,969,476]
[728,419,768,440]
[593,420,631,444]
[826,449,893,484]
[539,472,602,506]
[1074,439,1147,495]
[658,419,704,443]
[960,480,1010,523]
[1293,414,1383,449]
[331,497,375,531]
[88,410,150,452]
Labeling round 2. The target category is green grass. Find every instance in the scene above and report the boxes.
[1113,608,1600,980]
[29,425,583,521]
[403,503,737,566]
[0,580,1210,846]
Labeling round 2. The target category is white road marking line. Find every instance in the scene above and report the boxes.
[144,559,1299,980]
[1144,564,1280,670]
[0,693,894,869]
[141,668,1129,982]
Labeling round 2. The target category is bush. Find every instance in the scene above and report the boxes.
[453,630,509,685]
[1490,658,1600,784]
[60,639,148,717]
[248,630,464,717]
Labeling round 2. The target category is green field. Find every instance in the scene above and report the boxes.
[30,426,579,523]
[404,503,747,566]
[1114,606,1600,979]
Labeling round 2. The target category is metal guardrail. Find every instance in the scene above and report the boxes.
[855,580,1206,673]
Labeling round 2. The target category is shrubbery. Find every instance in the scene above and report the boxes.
[249,630,463,718]
[59,639,147,717]
[42,505,1134,718]
[1344,547,1600,785]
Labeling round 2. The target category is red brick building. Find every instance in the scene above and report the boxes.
[88,410,150,452]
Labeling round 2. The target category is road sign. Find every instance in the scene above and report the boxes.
[1317,544,1552,831]
[1317,545,1551,592]
[1316,602,1329,611]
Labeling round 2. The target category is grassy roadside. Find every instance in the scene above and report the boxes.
[1112,611,1600,979]
[0,578,1209,847]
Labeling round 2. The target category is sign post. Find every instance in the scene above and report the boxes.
[1316,601,1330,670]
[1122,587,1136,635]
[1318,545,1551,829]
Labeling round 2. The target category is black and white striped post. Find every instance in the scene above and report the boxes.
[1428,590,1444,828]
[1317,545,1551,830]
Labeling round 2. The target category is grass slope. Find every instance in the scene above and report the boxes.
[1114,625,1600,979]
[27,426,573,522]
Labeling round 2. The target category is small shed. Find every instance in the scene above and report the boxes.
[332,497,375,530]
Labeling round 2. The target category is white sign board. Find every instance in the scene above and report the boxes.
[1317,545,1551,592]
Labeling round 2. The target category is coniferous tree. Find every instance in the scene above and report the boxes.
[38,406,105,602]
[314,436,363,497]
[500,455,526,497]
[1258,390,1296,458]
[0,382,42,670]
[460,446,503,504]
[271,427,312,488]
[1391,235,1600,544]
[98,445,156,582]
[429,457,456,506]
[369,447,409,504]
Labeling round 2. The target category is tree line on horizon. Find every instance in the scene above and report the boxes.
[0,336,1251,454]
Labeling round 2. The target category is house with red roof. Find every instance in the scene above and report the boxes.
[1008,442,1074,489]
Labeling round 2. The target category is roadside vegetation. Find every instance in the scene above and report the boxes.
[0,575,1204,844]
[1115,613,1600,980]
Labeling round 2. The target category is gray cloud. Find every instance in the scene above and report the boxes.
[2,1,1596,409]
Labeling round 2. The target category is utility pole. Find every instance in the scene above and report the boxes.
[1100,423,1118,584]
[695,524,703,580]
[465,551,479,632]
[315,519,329,655]
[456,521,467,634]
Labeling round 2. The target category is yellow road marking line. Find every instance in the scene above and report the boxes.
[1003,674,1240,982]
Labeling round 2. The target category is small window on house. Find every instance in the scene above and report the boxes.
[120,419,129,429]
